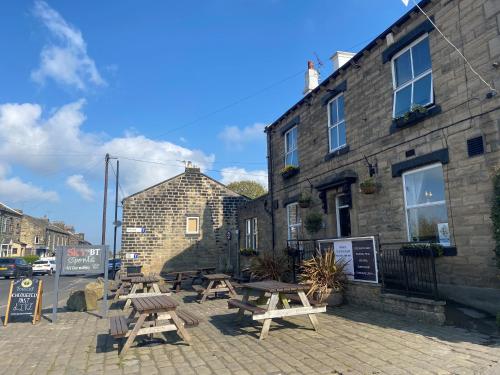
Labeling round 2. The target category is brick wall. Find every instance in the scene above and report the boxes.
[266,0,500,294]
[237,194,273,253]
[121,168,247,275]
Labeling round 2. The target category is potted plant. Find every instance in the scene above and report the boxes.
[300,249,348,306]
[280,165,299,179]
[359,178,379,194]
[298,192,312,208]
[250,251,291,281]
[304,212,323,234]
[394,104,429,127]
[400,243,445,257]
[240,248,258,256]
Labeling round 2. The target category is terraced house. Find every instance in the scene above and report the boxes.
[258,0,500,316]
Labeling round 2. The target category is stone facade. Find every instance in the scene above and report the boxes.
[121,166,247,275]
[0,202,23,256]
[264,0,500,312]
[20,215,73,256]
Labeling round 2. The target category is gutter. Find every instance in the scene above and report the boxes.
[266,128,276,254]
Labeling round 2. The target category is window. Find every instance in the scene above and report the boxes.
[34,236,40,244]
[403,163,450,244]
[392,35,433,118]
[286,203,301,241]
[327,94,347,152]
[186,216,199,234]
[245,218,258,250]
[336,194,351,237]
[284,126,298,167]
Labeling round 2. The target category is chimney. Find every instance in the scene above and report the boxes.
[303,60,319,95]
[185,161,200,174]
[330,51,356,71]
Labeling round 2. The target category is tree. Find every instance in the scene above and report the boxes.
[227,180,266,199]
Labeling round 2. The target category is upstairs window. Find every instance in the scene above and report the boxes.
[284,126,298,167]
[245,218,258,250]
[186,216,200,235]
[392,35,433,118]
[327,94,347,152]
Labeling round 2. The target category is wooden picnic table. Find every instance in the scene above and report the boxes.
[122,276,167,309]
[110,295,197,356]
[167,267,217,292]
[228,280,326,340]
[194,273,237,303]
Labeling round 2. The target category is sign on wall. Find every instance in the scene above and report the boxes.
[126,227,146,233]
[318,236,378,283]
[125,252,139,259]
[4,278,43,326]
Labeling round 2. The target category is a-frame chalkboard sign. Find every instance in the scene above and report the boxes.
[3,278,43,326]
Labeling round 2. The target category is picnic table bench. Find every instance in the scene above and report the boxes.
[165,267,216,292]
[121,276,171,309]
[228,280,326,340]
[194,273,237,303]
[109,295,200,356]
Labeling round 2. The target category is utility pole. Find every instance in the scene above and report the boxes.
[112,159,119,279]
[101,153,110,247]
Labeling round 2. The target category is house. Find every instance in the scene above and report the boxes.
[121,164,248,275]
[253,0,500,315]
[0,203,24,256]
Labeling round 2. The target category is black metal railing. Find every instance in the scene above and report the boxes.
[379,242,439,299]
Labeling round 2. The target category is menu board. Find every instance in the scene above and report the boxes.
[318,236,378,283]
[4,278,43,326]
[60,245,106,275]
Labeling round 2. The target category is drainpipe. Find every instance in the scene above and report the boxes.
[266,127,276,254]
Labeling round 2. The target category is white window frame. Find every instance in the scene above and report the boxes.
[327,93,347,152]
[245,218,258,250]
[284,126,298,167]
[402,163,447,242]
[252,218,258,250]
[286,202,301,241]
[185,216,200,235]
[335,194,350,237]
[391,34,433,118]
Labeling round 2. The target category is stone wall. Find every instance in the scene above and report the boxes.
[237,194,272,252]
[121,167,247,275]
[20,216,47,254]
[265,0,500,304]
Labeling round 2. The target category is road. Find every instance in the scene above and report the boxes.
[0,274,97,314]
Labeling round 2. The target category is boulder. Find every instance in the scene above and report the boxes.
[84,281,104,311]
[66,291,87,312]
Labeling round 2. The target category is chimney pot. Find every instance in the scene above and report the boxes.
[330,51,356,71]
[303,61,319,95]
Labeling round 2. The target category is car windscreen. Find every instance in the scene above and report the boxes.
[0,259,15,264]
[34,261,49,264]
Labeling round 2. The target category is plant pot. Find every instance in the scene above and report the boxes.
[360,185,377,194]
[299,200,311,208]
[315,288,343,307]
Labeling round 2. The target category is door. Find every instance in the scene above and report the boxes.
[336,194,351,237]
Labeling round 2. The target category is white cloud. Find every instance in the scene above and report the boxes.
[218,123,266,150]
[220,167,268,189]
[66,174,94,201]
[0,167,58,204]
[31,1,105,90]
[0,100,215,198]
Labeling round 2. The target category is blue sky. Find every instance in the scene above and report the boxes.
[0,0,410,245]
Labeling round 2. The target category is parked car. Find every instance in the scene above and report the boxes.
[108,258,122,272]
[32,259,56,275]
[0,258,33,279]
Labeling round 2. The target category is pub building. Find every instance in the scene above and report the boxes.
[238,0,500,319]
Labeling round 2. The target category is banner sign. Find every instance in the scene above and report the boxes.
[60,245,106,275]
[318,236,378,283]
[4,278,43,326]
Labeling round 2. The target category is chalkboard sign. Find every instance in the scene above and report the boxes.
[4,278,43,326]
[60,245,106,275]
[318,236,378,283]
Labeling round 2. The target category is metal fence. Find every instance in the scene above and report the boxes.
[378,242,439,299]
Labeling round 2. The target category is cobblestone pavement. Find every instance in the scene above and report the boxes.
[0,291,499,375]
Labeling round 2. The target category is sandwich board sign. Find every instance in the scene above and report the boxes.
[52,245,109,323]
[4,277,43,326]
[317,236,378,283]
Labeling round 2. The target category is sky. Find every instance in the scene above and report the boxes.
[0,0,411,245]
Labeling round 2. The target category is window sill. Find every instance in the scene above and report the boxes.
[325,145,350,161]
[390,105,441,134]
[281,167,300,179]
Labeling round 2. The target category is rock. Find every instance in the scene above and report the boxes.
[66,291,87,311]
[84,281,104,311]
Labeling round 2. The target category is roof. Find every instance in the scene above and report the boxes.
[0,202,22,216]
[265,0,431,132]
[122,169,247,201]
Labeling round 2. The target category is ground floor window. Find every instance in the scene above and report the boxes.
[336,194,351,237]
[287,203,301,241]
[403,163,450,244]
[245,218,258,250]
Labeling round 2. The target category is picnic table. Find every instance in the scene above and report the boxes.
[227,280,326,340]
[109,295,199,356]
[194,273,237,303]
[121,276,170,309]
[166,267,216,292]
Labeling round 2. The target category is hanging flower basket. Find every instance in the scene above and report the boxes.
[298,192,312,208]
[359,178,379,194]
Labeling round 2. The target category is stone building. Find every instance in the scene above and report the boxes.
[20,215,74,256]
[121,165,248,275]
[0,202,24,256]
[262,0,500,314]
